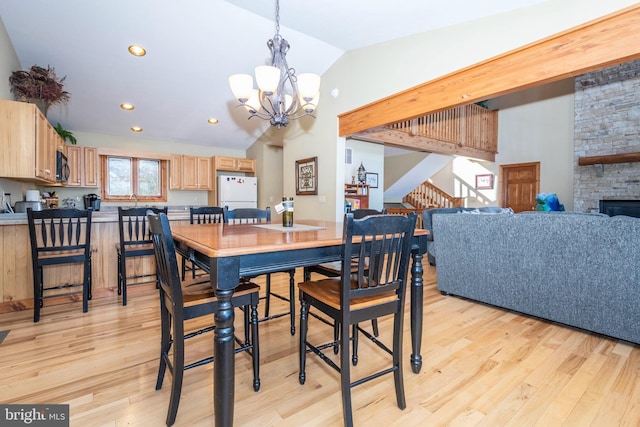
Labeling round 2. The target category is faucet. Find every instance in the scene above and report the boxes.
[129,193,138,207]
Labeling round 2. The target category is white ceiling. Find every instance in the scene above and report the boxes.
[0,0,548,152]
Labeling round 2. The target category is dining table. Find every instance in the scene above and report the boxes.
[171,218,428,427]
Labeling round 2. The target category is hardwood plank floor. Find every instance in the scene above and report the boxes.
[1,265,638,426]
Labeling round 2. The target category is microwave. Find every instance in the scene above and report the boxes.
[56,151,70,182]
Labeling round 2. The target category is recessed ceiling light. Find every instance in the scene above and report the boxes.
[120,103,135,110]
[131,126,143,133]
[128,45,146,57]
[208,118,219,125]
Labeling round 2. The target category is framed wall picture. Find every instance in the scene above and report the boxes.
[475,173,494,189]
[295,156,318,195]
[365,172,378,188]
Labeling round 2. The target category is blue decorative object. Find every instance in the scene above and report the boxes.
[535,193,565,211]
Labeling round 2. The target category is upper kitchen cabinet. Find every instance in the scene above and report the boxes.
[66,145,98,187]
[170,155,212,190]
[0,99,62,184]
[169,154,182,190]
[214,156,255,174]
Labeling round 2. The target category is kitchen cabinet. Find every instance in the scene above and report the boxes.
[66,145,98,187]
[0,99,61,184]
[214,156,255,173]
[170,155,212,190]
[83,147,99,187]
[169,154,182,190]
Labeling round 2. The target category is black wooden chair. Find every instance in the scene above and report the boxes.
[148,212,260,427]
[298,212,417,427]
[224,207,297,335]
[27,207,93,323]
[116,206,167,306]
[181,206,225,280]
[304,208,387,338]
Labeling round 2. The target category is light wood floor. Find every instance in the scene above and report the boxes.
[1,265,639,426]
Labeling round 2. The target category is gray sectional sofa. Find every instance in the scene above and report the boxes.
[433,211,640,344]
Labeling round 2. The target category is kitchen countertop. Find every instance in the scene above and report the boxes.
[0,207,192,225]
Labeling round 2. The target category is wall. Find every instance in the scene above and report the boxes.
[574,59,640,212]
[383,152,429,191]
[0,16,18,100]
[246,139,283,209]
[282,0,637,221]
[490,79,576,210]
[0,16,36,205]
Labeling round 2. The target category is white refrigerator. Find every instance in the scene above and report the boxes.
[218,175,258,209]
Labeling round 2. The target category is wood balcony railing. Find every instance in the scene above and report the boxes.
[402,181,464,210]
[384,103,498,159]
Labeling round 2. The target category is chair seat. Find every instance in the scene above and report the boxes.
[115,242,155,253]
[182,278,260,307]
[37,249,87,263]
[309,260,359,277]
[299,278,397,311]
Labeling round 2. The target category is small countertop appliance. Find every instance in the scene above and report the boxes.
[83,194,100,211]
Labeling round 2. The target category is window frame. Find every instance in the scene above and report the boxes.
[100,155,168,203]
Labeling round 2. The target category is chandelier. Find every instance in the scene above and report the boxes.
[228,0,321,129]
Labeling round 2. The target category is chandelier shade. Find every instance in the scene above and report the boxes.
[228,74,253,102]
[228,0,320,128]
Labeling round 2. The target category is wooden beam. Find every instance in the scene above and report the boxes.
[338,5,640,137]
[577,152,640,166]
[350,127,496,162]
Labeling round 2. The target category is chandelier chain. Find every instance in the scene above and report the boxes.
[275,0,280,36]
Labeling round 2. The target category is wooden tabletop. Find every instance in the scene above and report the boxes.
[171,219,428,258]
[171,219,344,258]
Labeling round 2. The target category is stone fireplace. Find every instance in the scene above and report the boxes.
[573,58,640,213]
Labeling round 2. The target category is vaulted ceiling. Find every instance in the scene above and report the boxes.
[0,0,549,152]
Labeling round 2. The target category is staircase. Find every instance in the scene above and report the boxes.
[386,181,463,228]
[403,181,464,210]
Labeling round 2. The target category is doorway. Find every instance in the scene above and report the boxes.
[499,162,540,212]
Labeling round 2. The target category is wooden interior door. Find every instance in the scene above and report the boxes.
[499,162,540,212]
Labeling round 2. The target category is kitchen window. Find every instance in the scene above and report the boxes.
[101,155,168,203]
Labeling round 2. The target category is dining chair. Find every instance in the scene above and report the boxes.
[304,208,388,339]
[27,207,93,323]
[181,206,225,280]
[148,212,260,427]
[224,206,297,335]
[298,212,417,427]
[116,206,167,306]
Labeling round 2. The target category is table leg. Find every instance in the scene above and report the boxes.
[214,288,235,426]
[410,252,424,374]
[212,259,238,427]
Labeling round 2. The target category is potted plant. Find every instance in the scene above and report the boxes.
[54,123,77,145]
[8,65,70,116]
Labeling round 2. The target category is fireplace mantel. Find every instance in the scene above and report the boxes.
[578,152,640,166]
